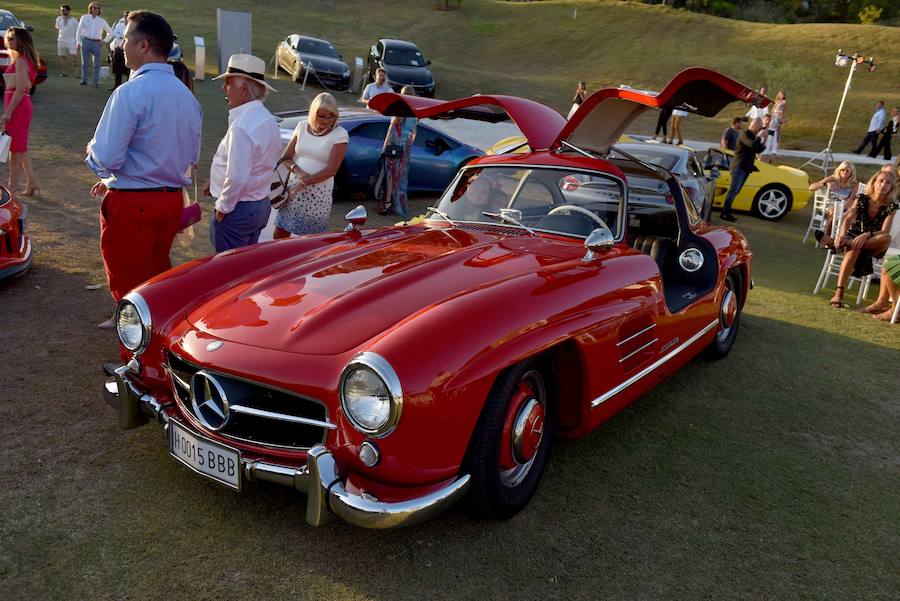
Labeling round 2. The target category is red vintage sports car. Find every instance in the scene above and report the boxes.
[103,68,764,528]
[0,186,32,280]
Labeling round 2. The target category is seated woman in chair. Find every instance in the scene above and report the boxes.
[810,160,858,247]
[830,170,898,307]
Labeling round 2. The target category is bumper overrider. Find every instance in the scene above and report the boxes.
[103,368,470,529]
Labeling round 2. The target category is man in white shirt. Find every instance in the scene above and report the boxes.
[76,1,112,88]
[360,67,392,106]
[855,101,887,155]
[54,4,78,77]
[204,54,282,253]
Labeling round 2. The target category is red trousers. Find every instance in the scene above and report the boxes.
[100,189,182,302]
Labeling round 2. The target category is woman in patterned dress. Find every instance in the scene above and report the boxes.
[274,92,348,238]
[379,85,417,218]
[829,170,898,307]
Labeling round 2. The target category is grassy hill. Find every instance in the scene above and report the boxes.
[12,0,900,150]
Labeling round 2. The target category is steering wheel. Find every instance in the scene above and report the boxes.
[547,205,607,228]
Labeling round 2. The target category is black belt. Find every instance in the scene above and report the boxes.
[109,187,183,193]
[83,37,101,42]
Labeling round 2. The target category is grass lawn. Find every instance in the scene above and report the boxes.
[0,1,898,599]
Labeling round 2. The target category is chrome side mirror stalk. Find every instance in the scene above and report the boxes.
[582,226,615,262]
[344,205,367,232]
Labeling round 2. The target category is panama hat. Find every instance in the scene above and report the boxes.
[214,54,276,92]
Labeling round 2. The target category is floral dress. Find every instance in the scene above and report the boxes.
[845,194,898,276]
[381,116,416,218]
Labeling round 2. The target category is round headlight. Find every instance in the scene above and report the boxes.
[339,353,402,437]
[116,293,151,354]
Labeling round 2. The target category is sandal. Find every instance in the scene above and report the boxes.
[829,286,845,308]
[860,303,890,314]
[873,309,894,322]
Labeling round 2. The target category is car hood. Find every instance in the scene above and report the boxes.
[300,53,347,74]
[187,226,580,355]
[383,64,433,86]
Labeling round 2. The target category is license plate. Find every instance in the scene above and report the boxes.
[169,420,241,490]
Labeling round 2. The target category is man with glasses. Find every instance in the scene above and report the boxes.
[54,5,78,77]
[76,1,111,87]
[204,54,281,252]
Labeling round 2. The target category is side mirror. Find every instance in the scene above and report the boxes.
[26,25,34,32]
[709,166,720,180]
[426,59,432,66]
[582,225,615,262]
[344,205,367,232]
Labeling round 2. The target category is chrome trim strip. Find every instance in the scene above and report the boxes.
[592,319,718,408]
[616,323,657,347]
[618,338,658,363]
[230,404,338,430]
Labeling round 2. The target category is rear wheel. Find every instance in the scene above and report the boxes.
[706,270,742,359]
[752,185,792,220]
[467,358,555,519]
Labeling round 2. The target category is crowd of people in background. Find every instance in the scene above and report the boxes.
[3,10,899,328]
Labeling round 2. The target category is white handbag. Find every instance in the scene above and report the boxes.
[0,133,11,163]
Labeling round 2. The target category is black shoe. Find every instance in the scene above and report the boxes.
[79,80,87,86]
[719,212,737,222]
[814,230,824,243]
[103,362,123,376]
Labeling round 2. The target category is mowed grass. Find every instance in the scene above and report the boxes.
[1,1,898,600]
[11,0,900,151]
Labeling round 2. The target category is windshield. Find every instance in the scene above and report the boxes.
[296,38,338,58]
[610,148,679,171]
[383,46,425,67]
[431,166,623,239]
[0,14,21,30]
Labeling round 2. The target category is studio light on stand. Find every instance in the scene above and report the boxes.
[802,49,877,175]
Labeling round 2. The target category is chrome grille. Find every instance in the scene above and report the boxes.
[167,352,334,450]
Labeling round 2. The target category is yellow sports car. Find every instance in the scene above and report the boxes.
[702,147,810,221]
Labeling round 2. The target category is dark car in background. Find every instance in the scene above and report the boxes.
[276,34,350,89]
[276,109,482,199]
[611,142,716,220]
[367,38,435,97]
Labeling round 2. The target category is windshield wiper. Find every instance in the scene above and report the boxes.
[482,211,536,235]
[426,206,456,226]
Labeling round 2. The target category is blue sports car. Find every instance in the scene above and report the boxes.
[275,109,483,199]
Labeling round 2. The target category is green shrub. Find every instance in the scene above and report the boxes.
[858,5,882,24]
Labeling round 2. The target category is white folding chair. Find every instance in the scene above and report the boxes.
[803,185,831,245]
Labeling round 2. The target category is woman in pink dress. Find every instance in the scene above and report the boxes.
[1,27,39,195]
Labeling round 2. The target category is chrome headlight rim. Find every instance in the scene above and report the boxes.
[339,351,403,438]
[116,291,152,355]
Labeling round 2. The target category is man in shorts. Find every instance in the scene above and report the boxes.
[54,5,78,77]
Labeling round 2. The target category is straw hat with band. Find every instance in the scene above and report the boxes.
[214,54,276,92]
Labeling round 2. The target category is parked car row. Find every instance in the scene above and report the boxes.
[275,109,482,199]
[276,34,436,97]
[103,68,759,529]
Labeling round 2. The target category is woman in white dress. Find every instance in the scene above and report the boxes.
[274,92,348,238]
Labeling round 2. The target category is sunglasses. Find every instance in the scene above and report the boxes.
[317,112,337,120]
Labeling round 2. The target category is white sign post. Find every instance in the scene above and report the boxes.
[194,36,205,80]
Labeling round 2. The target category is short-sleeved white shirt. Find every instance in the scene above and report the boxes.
[56,15,77,42]
[292,123,349,175]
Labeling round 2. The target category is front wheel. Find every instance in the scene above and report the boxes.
[466,358,555,520]
[752,185,792,220]
[706,270,742,359]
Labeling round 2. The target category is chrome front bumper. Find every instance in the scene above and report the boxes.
[103,371,470,529]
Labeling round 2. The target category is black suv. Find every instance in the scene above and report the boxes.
[366,38,435,98]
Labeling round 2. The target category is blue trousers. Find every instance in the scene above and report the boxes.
[210,199,271,253]
[722,168,750,215]
[81,38,102,85]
